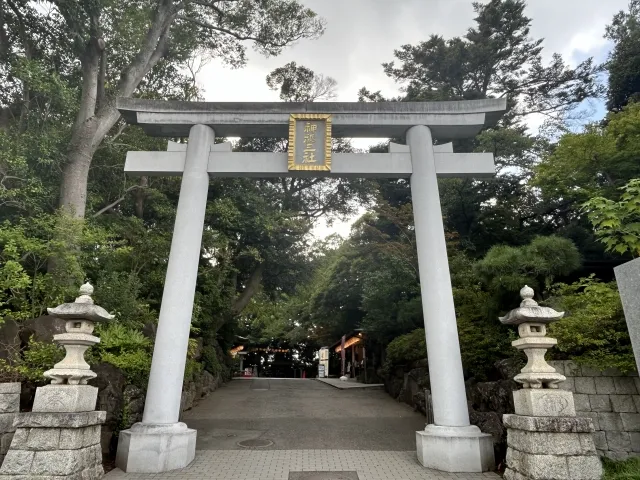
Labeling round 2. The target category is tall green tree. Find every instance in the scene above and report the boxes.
[360,0,603,255]
[266,61,337,102]
[605,0,640,111]
[0,0,325,218]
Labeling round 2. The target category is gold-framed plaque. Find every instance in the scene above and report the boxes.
[288,113,332,171]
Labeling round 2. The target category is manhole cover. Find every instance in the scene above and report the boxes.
[237,439,274,448]
[289,473,359,480]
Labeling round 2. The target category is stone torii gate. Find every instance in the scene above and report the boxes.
[114,98,507,474]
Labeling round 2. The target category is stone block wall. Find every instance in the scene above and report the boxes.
[0,383,20,467]
[549,360,640,460]
[0,411,105,479]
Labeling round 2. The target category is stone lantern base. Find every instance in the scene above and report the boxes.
[0,411,105,479]
[504,414,602,480]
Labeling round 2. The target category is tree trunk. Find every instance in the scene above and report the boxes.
[59,137,94,217]
[134,176,149,218]
[58,4,173,218]
[232,264,264,314]
[59,35,102,217]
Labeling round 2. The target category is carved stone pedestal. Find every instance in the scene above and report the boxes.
[0,411,105,479]
[512,389,575,417]
[504,415,602,480]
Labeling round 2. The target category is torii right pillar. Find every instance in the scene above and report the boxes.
[408,125,495,472]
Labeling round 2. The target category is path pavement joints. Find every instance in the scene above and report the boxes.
[106,379,500,479]
[316,378,385,390]
[104,450,500,480]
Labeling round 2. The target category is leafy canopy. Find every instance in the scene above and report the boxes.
[605,0,640,111]
[584,179,640,257]
[549,276,634,373]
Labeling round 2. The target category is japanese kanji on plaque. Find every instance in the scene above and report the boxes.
[288,113,332,171]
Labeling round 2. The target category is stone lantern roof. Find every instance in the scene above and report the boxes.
[498,285,564,325]
[47,282,114,323]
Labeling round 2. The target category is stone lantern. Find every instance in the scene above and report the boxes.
[0,283,109,479]
[500,286,602,480]
[32,282,113,412]
[499,285,566,391]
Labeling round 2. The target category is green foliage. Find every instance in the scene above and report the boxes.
[361,0,603,260]
[0,337,64,383]
[18,340,65,382]
[184,359,203,383]
[549,276,634,372]
[377,0,601,119]
[605,1,640,111]
[266,62,337,101]
[536,103,640,208]
[202,346,222,378]
[94,323,153,386]
[603,456,640,480]
[385,329,426,366]
[100,350,151,387]
[584,179,640,257]
[93,271,156,328]
[452,254,515,379]
[475,236,581,295]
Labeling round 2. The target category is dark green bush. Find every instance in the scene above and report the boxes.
[0,337,64,383]
[386,329,426,366]
[549,276,634,373]
[202,345,222,377]
[94,323,153,386]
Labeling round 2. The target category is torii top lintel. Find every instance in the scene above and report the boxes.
[116,98,507,139]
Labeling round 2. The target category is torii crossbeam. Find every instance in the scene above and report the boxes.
[114,98,507,475]
[124,140,494,178]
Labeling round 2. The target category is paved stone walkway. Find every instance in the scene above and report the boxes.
[105,450,500,479]
[104,379,500,480]
[316,378,385,389]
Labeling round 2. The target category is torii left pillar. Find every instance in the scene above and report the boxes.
[116,124,214,473]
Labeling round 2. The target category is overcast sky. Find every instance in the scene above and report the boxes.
[195,0,630,237]
[197,0,627,103]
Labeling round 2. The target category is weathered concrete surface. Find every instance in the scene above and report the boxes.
[315,378,384,390]
[116,422,196,473]
[116,98,507,139]
[416,425,495,472]
[182,378,426,451]
[0,412,104,479]
[513,389,576,417]
[32,384,98,413]
[125,150,496,179]
[105,450,500,480]
[615,257,640,375]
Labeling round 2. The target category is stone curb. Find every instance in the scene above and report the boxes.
[0,384,20,395]
[503,414,595,433]
[14,411,106,429]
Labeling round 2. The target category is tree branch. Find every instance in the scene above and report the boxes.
[232,264,264,314]
[92,185,145,217]
[97,48,107,109]
[116,2,175,98]
[177,15,289,47]
[143,21,171,77]
[90,3,175,151]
